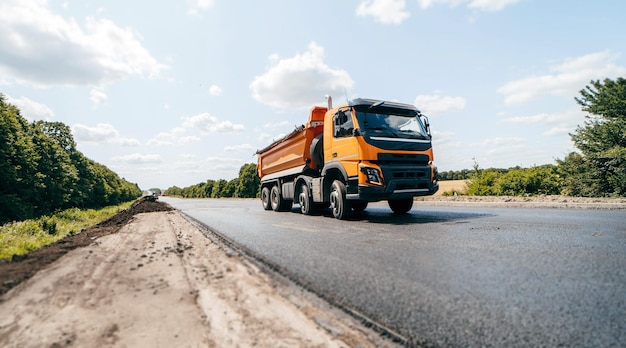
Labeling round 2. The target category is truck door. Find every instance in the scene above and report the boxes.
[327,108,360,178]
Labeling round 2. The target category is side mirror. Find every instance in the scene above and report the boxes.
[422,115,431,136]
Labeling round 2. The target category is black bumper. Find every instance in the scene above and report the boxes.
[349,179,439,201]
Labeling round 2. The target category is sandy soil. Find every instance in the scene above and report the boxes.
[0,199,393,347]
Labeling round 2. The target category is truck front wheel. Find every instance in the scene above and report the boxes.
[261,186,272,210]
[388,198,414,214]
[330,180,351,220]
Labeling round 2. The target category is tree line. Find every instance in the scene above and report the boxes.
[164,163,260,198]
[1,95,142,224]
[443,77,626,197]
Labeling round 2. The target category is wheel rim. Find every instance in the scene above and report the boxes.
[330,190,340,217]
[262,188,270,208]
[299,192,307,213]
[271,187,279,209]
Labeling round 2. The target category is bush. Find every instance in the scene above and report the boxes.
[467,164,561,196]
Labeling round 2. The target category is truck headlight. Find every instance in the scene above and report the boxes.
[360,167,383,185]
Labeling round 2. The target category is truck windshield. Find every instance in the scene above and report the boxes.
[355,110,429,140]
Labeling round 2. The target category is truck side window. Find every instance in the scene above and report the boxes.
[333,110,354,138]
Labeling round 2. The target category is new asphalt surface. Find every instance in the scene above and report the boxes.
[162,197,626,347]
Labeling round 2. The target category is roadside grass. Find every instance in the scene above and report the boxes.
[0,201,134,260]
[436,180,468,196]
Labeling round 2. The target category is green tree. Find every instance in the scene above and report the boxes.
[211,179,229,198]
[234,163,260,198]
[561,77,626,196]
[30,128,78,214]
[204,179,215,197]
[1,95,141,223]
[0,95,38,222]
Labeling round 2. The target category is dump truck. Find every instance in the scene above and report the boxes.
[256,96,438,219]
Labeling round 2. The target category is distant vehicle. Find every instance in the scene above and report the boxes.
[142,191,158,202]
[256,96,438,219]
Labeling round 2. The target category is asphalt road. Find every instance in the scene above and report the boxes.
[161,197,626,347]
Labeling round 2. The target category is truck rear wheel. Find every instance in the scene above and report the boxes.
[298,183,314,215]
[388,198,414,214]
[330,180,351,220]
[270,185,292,212]
[261,186,272,210]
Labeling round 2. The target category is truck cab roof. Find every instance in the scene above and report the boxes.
[347,98,422,114]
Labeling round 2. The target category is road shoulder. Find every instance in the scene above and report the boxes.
[0,210,395,347]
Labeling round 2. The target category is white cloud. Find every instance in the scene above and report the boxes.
[224,144,256,153]
[4,95,54,121]
[187,0,216,15]
[72,123,140,146]
[432,130,461,149]
[250,42,354,110]
[470,136,526,155]
[209,85,222,96]
[147,112,244,146]
[417,0,522,11]
[356,0,410,24]
[90,88,108,106]
[182,112,245,134]
[258,132,286,144]
[414,93,466,115]
[111,153,163,164]
[503,108,584,136]
[147,127,200,146]
[0,0,166,88]
[206,156,245,172]
[498,51,626,106]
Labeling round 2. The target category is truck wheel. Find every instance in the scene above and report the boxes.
[351,200,368,212]
[388,198,414,214]
[270,185,282,212]
[330,180,351,220]
[271,185,292,212]
[298,183,314,215]
[261,186,272,210]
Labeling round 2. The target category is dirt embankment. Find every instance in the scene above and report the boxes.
[0,198,173,296]
[0,198,394,347]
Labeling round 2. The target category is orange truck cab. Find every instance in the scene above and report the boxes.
[257,97,438,219]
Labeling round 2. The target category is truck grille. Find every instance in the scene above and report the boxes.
[391,169,427,179]
[377,153,429,165]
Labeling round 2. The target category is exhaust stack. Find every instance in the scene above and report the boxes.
[325,95,333,109]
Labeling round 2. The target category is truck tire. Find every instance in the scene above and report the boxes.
[351,200,368,212]
[261,186,272,210]
[330,180,351,220]
[270,185,292,212]
[298,183,314,215]
[388,198,414,214]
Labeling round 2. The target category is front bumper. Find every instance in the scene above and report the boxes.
[352,179,439,201]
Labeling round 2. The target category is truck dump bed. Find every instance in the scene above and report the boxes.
[256,106,326,179]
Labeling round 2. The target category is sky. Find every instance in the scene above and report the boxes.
[1,0,625,190]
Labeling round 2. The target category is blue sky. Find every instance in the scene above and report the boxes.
[1,0,625,190]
